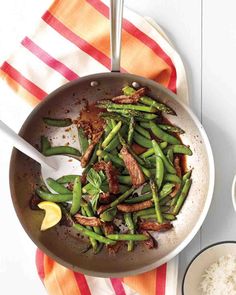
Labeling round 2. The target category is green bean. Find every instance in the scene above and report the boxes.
[81,207,98,253]
[101,112,129,124]
[41,136,51,154]
[36,189,72,202]
[152,140,176,174]
[125,192,152,204]
[46,178,71,194]
[167,149,174,163]
[109,188,135,208]
[133,131,153,148]
[150,180,164,224]
[183,170,192,181]
[77,127,89,154]
[57,175,79,184]
[100,208,117,222]
[82,203,102,235]
[134,124,151,139]
[73,223,116,245]
[150,122,180,145]
[133,208,156,223]
[43,117,72,127]
[139,122,151,129]
[139,142,168,159]
[140,166,152,178]
[122,86,176,115]
[140,214,156,220]
[118,175,132,185]
[43,146,81,157]
[70,177,82,215]
[97,150,124,167]
[155,156,164,189]
[164,174,181,183]
[164,144,193,156]
[173,179,192,215]
[158,124,184,134]
[102,121,122,148]
[124,213,135,251]
[107,234,148,241]
[163,213,176,221]
[127,117,135,145]
[104,135,119,152]
[98,100,157,113]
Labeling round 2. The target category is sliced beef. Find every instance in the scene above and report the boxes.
[74,214,102,227]
[138,221,173,232]
[117,200,153,213]
[111,87,146,104]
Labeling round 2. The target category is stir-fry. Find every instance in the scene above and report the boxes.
[30,85,193,254]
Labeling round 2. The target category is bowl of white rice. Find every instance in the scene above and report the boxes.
[182,241,236,295]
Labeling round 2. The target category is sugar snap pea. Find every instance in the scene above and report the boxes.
[46,178,71,194]
[173,179,192,215]
[97,150,124,167]
[150,122,180,145]
[150,180,163,224]
[158,124,185,134]
[133,208,156,223]
[125,192,152,204]
[57,175,79,184]
[43,117,72,127]
[164,145,193,156]
[82,203,102,235]
[134,124,151,139]
[124,213,135,251]
[77,127,89,154]
[81,207,98,253]
[100,208,117,222]
[164,174,181,183]
[43,146,81,157]
[102,121,122,148]
[118,175,132,185]
[109,188,135,208]
[155,156,164,189]
[139,142,168,159]
[36,189,72,202]
[133,131,153,148]
[41,136,51,154]
[70,176,82,215]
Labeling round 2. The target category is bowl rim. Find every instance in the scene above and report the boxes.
[231,175,236,211]
[182,240,236,294]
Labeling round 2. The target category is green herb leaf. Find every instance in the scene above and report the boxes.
[86,168,102,189]
[90,193,100,212]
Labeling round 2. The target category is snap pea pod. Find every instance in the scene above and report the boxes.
[141,183,175,198]
[164,174,181,183]
[97,150,124,167]
[133,131,153,148]
[36,189,72,202]
[57,175,79,184]
[155,156,164,189]
[139,122,151,129]
[118,175,132,185]
[122,86,176,115]
[107,234,148,241]
[105,121,112,132]
[167,149,174,163]
[73,223,116,245]
[125,192,152,204]
[140,166,152,178]
[124,213,135,251]
[82,182,129,195]
[133,208,156,223]
[134,124,151,139]
[81,207,98,253]
[43,146,81,157]
[77,127,89,154]
[150,122,180,145]
[82,203,103,235]
[98,100,157,113]
[139,142,168,159]
[164,145,193,156]
[140,213,176,221]
[70,176,82,215]
[41,136,51,154]
[100,208,117,222]
[183,170,192,181]
[46,178,71,194]
[158,124,185,134]
[43,117,72,127]
[159,195,172,206]
[109,188,135,208]
[102,121,122,148]
[150,180,164,224]
[152,140,176,174]
[105,125,128,152]
[173,179,192,215]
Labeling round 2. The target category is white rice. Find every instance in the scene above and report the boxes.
[200,255,236,295]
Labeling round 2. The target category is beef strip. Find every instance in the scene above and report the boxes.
[74,214,102,227]
[120,146,145,187]
[139,230,158,249]
[138,221,173,232]
[97,204,110,215]
[111,87,146,104]
[117,200,153,213]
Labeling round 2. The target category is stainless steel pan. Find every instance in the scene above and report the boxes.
[9,0,214,277]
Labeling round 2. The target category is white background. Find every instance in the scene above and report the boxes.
[0,0,236,294]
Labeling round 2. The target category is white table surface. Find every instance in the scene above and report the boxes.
[0,1,236,294]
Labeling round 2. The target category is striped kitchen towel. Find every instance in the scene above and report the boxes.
[0,0,188,294]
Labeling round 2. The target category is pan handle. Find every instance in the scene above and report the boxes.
[110,0,124,72]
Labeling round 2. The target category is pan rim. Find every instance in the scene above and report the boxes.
[9,72,215,277]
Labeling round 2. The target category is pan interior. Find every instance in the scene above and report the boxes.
[10,73,214,277]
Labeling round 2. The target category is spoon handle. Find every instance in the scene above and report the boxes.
[0,120,56,170]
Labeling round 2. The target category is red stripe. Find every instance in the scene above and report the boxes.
[86,0,176,92]
[155,264,167,295]
[110,278,126,295]
[21,37,79,81]
[42,10,111,70]
[73,272,92,295]
[0,62,47,100]
[35,249,45,282]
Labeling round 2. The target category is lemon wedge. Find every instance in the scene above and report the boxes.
[38,201,62,231]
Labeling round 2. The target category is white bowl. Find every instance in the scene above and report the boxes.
[232,175,236,211]
[182,241,236,295]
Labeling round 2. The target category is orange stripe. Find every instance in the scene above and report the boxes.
[43,255,81,295]
[123,269,156,295]
[0,69,40,107]
[48,0,171,86]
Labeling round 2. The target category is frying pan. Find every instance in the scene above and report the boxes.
[9,0,214,277]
